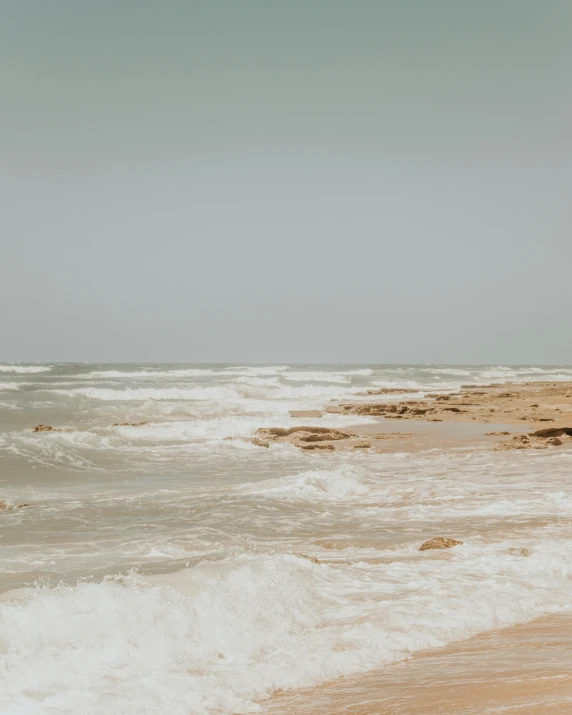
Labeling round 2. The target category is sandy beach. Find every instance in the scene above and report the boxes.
[246,380,572,454]
[265,614,572,714]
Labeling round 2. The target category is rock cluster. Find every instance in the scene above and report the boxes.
[32,424,79,433]
[327,401,444,418]
[495,427,572,451]
[33,424,56,432]
[250,426,360,451]
[112,421,150,427]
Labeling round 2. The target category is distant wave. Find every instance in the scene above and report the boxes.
[49,383,356,402]
[0,365,51,373]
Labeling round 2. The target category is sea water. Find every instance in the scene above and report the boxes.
[1,363,572,714]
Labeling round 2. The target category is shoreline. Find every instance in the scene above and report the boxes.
[263,614,572,714]
[258,381,572,712]
[246,380,572,452]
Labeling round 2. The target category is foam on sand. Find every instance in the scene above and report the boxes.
[1,543,572,715]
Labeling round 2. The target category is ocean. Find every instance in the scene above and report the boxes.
[1,363,572,714]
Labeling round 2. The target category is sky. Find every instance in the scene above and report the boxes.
[1,0,571,363]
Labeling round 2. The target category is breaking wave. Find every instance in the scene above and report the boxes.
[0,365,52,374]
[1,544,572,715]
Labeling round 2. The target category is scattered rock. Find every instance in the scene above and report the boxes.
[32,424,81,433]
[299,442,335,451]
[256,426,355,441]
[419,537,463,551]
[295,553,320,563]
[495,428,572,451]
[0,501,30,511]
[505,547,530,557]
[486,431,511,436]
[112,421,150,427]
[532,427,572,438]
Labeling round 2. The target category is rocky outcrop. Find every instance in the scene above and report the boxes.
[233,426,375,452]
[419,537,463,551]
[252,426,357,451]
[0,501,30,511]
[256,426,355,440]
[532,427,572,438]
[240,382,572,456]
[327,402,437,418]
[32,424,79,433]
[495,428,572,451]
[325,382,572,433]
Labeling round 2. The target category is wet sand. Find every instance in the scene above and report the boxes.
[264,614,572,714]
[253,381,572,453]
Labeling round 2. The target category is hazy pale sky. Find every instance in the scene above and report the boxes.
[1,1,571,363]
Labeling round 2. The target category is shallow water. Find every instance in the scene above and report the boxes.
[1,363,572,714]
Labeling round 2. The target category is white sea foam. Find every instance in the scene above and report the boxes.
[49,383,356,402]
[239,465,370,499]
[1,544,572,715]
[282,371,351,383]
[0,365,51,374]
[343,368,374,376]
[425,368,472,376]
[0,382,21,391]
[81,367,290,380]
[82,368,221,379]
[115,413,371,443]
[221,365,289,376]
